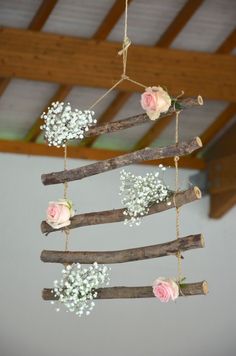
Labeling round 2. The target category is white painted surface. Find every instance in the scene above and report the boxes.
[0,152,235,356]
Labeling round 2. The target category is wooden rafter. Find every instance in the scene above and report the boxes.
[216,28,236,54]
[83,92,131,146]
[0,28,235,100]
[0,139,205,170]
[200,103,236,146]
[86,0,203,149]
[0,0,58,98]
[26,1,131,143]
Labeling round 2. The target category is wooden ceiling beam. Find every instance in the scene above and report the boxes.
[0,0,58,97]
[26,1,130,143]
[0,28,235,101]
[0,139,205,170]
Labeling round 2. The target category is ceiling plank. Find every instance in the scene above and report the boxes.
[0,0,58,97]
[157,0,204,47]
[93,0,133,40]
[200,103,236,146]
[0,139,205,170]
[1,28,235,101]
[26,1,130,143]
[24,84,72,142]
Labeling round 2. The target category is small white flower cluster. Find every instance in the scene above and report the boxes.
[119,168,171,226]
[40,101,96,147]
[51,262,110,316]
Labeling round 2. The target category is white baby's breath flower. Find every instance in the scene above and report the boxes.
[40,102,96,147]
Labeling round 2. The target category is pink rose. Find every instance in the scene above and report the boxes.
[46,199,74,229]
[140,86,171,120]
[152,277,179,302]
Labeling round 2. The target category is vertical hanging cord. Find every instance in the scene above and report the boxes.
[63,144,69,252]
[174,111,182,283]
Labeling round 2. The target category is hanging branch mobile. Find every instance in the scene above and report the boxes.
[40,0,207,316]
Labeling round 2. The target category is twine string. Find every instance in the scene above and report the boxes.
[63,144,69,252]
[174,111,182,283]
[88,0,147,111]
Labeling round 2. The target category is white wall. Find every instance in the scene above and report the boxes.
[0,152,235,356]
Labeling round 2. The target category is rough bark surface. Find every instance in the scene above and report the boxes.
[83,97,202,138]
[41,187,201,235]
[42,137,202,185]
[42,281,209,300]
[40,234,204,264]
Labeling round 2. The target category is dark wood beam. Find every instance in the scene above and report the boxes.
[28,0,58,31]
[0,0,58,97]
[42,281,209,300]
[216,28,236,54]
[0,28,235,101]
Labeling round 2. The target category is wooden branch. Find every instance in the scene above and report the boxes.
[1,28,236,101]
[41,234,204,264]
[42,281,209,300]
[83,97,202,139]
[41,187,201,235]
[0,140,205,169]
[41,137,202,185]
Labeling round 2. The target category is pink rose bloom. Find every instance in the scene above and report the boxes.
[140,86,171,120]
[46,199,74,229]
[152,277,179,302]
